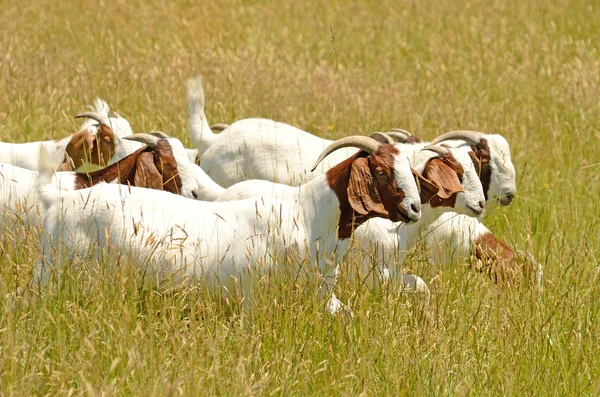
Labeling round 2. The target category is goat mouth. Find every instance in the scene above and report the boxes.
[391,207,412,223]
[467,204,484,216]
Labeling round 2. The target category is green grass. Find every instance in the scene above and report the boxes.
[1,0,600,394]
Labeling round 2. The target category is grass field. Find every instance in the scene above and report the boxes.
[1,0,600,395]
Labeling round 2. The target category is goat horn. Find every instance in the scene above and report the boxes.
[74,111,111,127]
[386,128,413,143]
[369,132,395,145]
[311,136,381,172]
[123,133,160,148]
[421,144,450,157]
[149,131,171,139]
[210,123,229,132]
[429,130,482,146]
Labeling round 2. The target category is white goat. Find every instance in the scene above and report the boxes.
[0,98,138,172]
[0,132,207,230]
[31,136,424,314]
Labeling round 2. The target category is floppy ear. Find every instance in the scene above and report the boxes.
[134,151,163,190]
[347,157,386,216]
[93,125,116,166]
[153,140,181,194]
[423,158,464,199]
[412,168,439,204]
[64,129,97,170]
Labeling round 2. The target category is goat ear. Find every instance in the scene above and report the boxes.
[93,125,116,166]
[134,151,163,190]
[64,129,96,170]
[412,168,439,204]
[423,158,464,199]
[347,157,386,216]
[153,140,182,194]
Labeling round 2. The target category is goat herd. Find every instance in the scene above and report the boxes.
[0,75,542,313]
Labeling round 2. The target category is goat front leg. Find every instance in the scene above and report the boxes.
[320,259,352,317]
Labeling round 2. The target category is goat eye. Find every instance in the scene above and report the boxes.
[376,168,385,176]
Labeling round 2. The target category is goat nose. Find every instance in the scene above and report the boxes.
[500,191,515,205]
[410,203,421,215]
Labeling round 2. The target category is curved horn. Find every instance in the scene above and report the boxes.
[123,133,160,148]
[149,131,171,139]
[429,130,482,146]
[210,123,229,132]
[421,144,450,157]
[311,136,381,172]
[390,128,413,136]
[386,128,413,143]
[74,111,111,127]
[369,132,395,144]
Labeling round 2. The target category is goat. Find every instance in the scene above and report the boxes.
[31,136,425,314]
[0,98,139,172]
[0,132,206,230]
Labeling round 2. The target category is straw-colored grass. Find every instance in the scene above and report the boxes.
[1,0,599,395]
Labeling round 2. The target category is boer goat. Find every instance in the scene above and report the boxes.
[30,136,424,314]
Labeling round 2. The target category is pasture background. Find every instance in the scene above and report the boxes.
[1,0,599,395]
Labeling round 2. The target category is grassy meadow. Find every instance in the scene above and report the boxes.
[1,0,600,394]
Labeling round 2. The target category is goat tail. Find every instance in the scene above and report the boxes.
[187,74,216,156]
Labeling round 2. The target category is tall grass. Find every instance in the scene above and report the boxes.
[1,0,599,394]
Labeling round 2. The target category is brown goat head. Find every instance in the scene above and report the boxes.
[328,144,417,239]
[74,139,182,194]
[61,125,116,171]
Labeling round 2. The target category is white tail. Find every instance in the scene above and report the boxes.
[187,75,215,156]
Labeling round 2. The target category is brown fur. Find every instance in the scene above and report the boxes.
[61,125,116,171]
[327,144,412,239]
[134,152,164,190]
[473,232,540,287]
[469,138,492,200]
[153,140,182,194]
[473,232,515,285]
[412,168,440,204]
[421,154,465,209]
[74,140,183,194]
[405,136,423,144]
